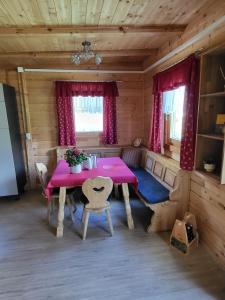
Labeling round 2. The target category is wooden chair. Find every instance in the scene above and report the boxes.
[81,176,114,240]
[35,162,75,224]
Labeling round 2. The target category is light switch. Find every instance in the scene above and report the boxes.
[25,132,32,140]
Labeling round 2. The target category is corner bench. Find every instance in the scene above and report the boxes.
[130,168,170,204]
[130,150,190,233]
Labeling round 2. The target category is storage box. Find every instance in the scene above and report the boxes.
[170,212,198,254]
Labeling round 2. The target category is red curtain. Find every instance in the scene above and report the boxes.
[103,94,117,144]
[55,81,118,146]
[149,54,200,170]
[149,77,163,152]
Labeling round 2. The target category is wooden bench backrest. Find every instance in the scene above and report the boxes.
[143,152,178,192]
[141,149,190,219]
[56,146,122,162]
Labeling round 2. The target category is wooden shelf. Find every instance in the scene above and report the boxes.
[200,91,225,97]
[197,133,224,141]
[196,53,225,185]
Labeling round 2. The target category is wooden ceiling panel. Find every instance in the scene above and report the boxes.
[0,0,211,26]
[119,0,151,25]
[36,0,59,25]
[111,0,134,25]
[18,0,44,25]
[0,33,174,52]
[54,0,72,24]
[98,0,120,24]
[0,3,14,26]
[128,0,204,25]
[0,0,31,25]
[86,0,104,25]
[0,55,144,70]
[71,0,88,25]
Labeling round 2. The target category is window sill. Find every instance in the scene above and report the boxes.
[163,148,180,162]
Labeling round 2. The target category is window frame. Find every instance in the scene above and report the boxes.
[162,86,185,161]
[73,95,104,134]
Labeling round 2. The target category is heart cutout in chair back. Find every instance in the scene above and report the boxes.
[93,186,105,192]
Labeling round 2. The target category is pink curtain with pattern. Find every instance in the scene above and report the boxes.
[56,92,75,146]
[149,77,163,153]
[149,54,200,170]
[55,81,118,146]
[102,95,117,144]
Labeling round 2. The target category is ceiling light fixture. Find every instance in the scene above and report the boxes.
[71,41,102,65]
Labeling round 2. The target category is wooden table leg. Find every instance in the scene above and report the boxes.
[56,187,66,238]
[122,183,134,229]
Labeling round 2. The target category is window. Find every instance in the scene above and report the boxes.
[163,86,185,158]
[73,96,103,132]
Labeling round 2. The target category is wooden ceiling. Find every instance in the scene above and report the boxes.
[0,0,217,70]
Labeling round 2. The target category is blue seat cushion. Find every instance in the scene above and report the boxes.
[130,168,169,204]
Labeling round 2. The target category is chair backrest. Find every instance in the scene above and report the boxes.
[35,162,49,192]
[82,176,113,209]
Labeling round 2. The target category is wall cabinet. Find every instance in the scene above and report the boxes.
[0,83,26,197]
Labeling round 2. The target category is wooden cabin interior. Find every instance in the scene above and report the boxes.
[0,1,225,299]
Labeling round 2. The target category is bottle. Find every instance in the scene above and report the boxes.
[185,223,194,243]
[83,156,92,170]
[91,155,97,168]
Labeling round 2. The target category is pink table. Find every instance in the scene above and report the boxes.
[46,157,138,237]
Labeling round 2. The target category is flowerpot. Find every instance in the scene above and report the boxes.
[204,163,216,173]
[70,164,82,174]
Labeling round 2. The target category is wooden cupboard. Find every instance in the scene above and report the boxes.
[195,48,225,184]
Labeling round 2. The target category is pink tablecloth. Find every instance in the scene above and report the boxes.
[45,157,138,200]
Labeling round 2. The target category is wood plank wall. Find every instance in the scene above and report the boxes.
[143,71,153,146]
[190,172,225,268]
[143,24,225,269]
[0,71,144,178]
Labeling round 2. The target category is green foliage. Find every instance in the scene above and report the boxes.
[64,148,87,167]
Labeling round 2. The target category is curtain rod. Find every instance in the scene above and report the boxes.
[55,80,123,83]
[17,67,143,74]
[156,51,201,73]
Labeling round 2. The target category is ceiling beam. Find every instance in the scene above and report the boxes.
[143,15,225,73]
[0,25,186,35]
[0,49,158,58]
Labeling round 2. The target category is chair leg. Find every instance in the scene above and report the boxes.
[47,201,53,224]
[82,210,90,240]
[66,195,75,223]
[81,206,85,223]
[106,208,114,236]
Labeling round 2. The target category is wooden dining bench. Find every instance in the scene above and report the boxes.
[130,150,190,233]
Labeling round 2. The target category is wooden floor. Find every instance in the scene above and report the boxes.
[0,191,225,300]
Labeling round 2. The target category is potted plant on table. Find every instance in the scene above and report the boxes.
[64,147,87,174]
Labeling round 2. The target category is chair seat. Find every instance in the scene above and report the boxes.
[130,167,170,204]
